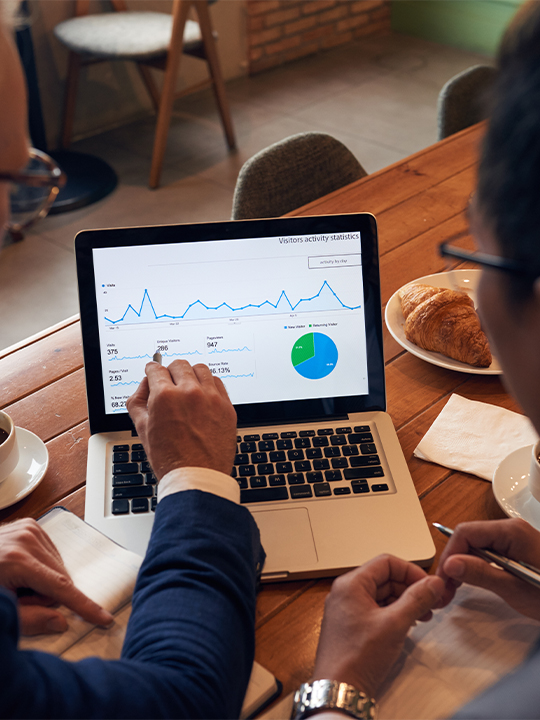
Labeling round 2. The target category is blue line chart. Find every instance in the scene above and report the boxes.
[108,350,203,361]
[104,281,361,325]
[110,373,254,386]
[208,346,252,354]
[213,373,254,379]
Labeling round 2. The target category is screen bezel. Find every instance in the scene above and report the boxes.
[75,214,385,435]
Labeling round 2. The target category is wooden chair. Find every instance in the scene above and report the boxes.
[54,0,235,189]
[231,132,367,220]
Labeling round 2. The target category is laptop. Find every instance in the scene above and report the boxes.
[75,213,435,580]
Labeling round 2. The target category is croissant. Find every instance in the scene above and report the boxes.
[398,283,492,367]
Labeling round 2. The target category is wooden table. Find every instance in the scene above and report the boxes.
[0,122,509,703]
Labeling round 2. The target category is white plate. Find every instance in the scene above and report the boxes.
[0,428,48,510]
[492,445,540,530]
[385,269,501,374]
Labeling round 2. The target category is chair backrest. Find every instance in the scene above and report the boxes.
[231,132,367,220]
[437,64,497,140]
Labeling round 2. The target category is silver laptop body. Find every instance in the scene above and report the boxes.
[75,214,435,580]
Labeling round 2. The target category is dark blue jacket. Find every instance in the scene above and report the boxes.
[0,490,264,718]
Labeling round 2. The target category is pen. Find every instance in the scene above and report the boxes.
[433,522,540,590]
[152,351,162,365]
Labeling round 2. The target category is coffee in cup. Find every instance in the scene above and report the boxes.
[0,411,19,484]
[529,439,540,502]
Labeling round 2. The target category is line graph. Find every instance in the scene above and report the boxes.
[208,346,252,354]
[110,373,254,386]
[109,350,203,361]
[104,281,361,325]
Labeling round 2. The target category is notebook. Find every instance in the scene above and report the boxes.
[75,213,435,580]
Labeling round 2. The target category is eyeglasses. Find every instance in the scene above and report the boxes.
[439,231,540,281]
[0,148,66,240]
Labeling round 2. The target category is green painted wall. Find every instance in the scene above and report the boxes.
[391,1,524,57]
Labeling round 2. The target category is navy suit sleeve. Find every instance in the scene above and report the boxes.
[0,490,264,719]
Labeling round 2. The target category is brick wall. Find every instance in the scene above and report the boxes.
[246,0,391,75]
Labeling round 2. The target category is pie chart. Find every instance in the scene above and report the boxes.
[291,332,338,380]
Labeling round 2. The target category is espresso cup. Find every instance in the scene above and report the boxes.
[0,411,19,484]
[528,439,540,502]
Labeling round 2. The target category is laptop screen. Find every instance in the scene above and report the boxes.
[75,214,385,433]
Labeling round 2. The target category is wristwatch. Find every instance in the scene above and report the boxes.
[291,679,377,719]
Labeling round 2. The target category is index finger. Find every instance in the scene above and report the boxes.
[353,554,428,601]
[368,554,428,584]
[21,559,113,627]
[145,359,180,388]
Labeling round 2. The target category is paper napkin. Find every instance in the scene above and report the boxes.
[414,394,539,481]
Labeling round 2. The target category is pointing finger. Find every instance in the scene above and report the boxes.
[19,560,113,628]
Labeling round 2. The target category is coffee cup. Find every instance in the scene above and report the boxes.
[528,439,540,502]
[0,411,19,484]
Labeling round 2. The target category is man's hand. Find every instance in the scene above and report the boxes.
[126,360,237,480]
[313,554,444,698]
[436,518,540,620]
[0,519,113,635]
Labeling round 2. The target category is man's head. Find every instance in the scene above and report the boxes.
[476,0,540,299]
[0,7,30,240]
[472,0,540,432]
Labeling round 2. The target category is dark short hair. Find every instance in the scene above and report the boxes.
[476,0,540,300]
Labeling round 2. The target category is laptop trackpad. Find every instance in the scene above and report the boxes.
[252,507,318,575]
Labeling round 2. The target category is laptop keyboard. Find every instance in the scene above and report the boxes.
[110,443,157,515]
[234,426,388,503]
[110,425,388,515]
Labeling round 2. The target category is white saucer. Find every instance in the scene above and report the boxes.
[492,445,540,530]
[385,270,502,374]
[0,428,49,510]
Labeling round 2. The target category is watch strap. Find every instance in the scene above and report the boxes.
[291,679,377,720]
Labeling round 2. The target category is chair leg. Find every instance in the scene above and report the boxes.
[61,52,82,149]
[137,64,160,114]
[195,0,236,150]
[148,0,191,189]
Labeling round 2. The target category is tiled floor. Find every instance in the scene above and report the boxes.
[0,32,491,351]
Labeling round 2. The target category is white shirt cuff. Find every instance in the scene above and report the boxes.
[157,467,240,505]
